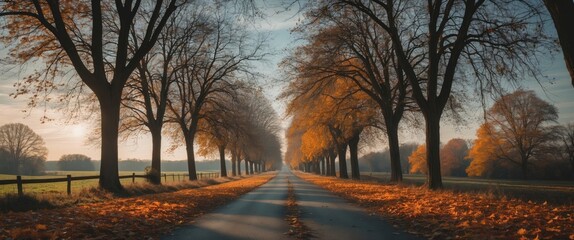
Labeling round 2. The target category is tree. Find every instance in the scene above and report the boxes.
[408,144,427,175]
[0,123,47,175]
[558,123,574,178]
[469,90,558,179]
[293,6,415,182]
[327,0,550,189]
[0,1,180,191]
[58,154,94,171]
[121,4,203,184]
[440,138,469,177]
[544,0,574,87]
[166,7,265,180]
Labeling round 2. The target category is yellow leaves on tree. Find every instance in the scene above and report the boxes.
[408,144,427,174]
[466,123,500,177]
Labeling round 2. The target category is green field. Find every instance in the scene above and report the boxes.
[363,172,574,203]
[0,171,216,195]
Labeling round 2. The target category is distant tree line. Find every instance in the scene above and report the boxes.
[0,123,47,175]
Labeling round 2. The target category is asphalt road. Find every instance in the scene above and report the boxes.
[162,168,419,240]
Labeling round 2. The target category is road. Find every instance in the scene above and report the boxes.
[162,168,419,240]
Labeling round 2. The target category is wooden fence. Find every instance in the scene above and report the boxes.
[0,172,220,196]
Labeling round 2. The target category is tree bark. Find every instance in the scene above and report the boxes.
[386,122,403,182]
[98,97,122,192]
[337,143,349,179]
[231,151,237,176]
[348,133,361,180]
[237,158,242,176]
[329,150,336,176]
[219,144,227,177]
[544,0,574,87]
[425,113,443,189]
[244,160,249,175]
[149,125,162,184]
[185,136,198,180]
[321,157,326,175]
[249,161,254,174]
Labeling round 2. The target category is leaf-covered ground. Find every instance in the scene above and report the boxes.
[0,173,275,239]
[295,172,574,240]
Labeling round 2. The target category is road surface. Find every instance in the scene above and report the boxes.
[162,168,419,239]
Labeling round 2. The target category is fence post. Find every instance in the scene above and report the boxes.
[164,174,167,182]
[172,174,175,182]
[16,176,23,197]
[132,173,135,183]
[67,175,72,195]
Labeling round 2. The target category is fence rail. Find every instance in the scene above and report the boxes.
[0,172,220,196]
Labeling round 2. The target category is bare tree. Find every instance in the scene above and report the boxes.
[166,7,265,180]
[0,123,48,175]
[121,5,204,184]
[485,90,558,179]
[0,0,180,191]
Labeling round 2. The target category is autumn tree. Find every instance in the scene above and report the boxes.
[0,1,179,191]
[408,144,427,175]
[291,4,417,182]
[0,123,47,175]
[468,90,558,179]
[166,6,265,180]
[322,0,551,189]
[440,138,470,177]
[58,154,94,171]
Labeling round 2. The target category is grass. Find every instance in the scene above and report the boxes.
[0,172,277,239]
[0,172,256,213]
[363,172,574,204]
[0,171,217,195]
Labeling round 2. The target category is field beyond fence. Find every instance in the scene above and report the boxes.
[0,171,220,196]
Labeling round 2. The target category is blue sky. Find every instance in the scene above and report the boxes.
[0,4,573,161]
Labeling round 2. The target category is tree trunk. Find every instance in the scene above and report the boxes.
[329,150,336,176]
[321,157,326,175]
[544,0,574,87]
[348,133,361,180]
[244,160,249,175]
[325,155,331,176]
[425,113,443,189]
[250,161,254,174]
[219,145,227,177]
[237,159,242,176]
[338,143,349,179]
[231,152,237,176]
[521,158,529,180]
[185,136,198,180]
[148,126,162,184]
[386,122,403,182]
[99,99,122,192]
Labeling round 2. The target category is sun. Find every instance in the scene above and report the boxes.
[71,124,86,137]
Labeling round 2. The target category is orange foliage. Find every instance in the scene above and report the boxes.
[296,172,574,240]
[408,144,427,174]
[0,174,275,239]
[466,123,501,177]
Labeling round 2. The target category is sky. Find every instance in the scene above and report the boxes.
[0,3,573,161]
